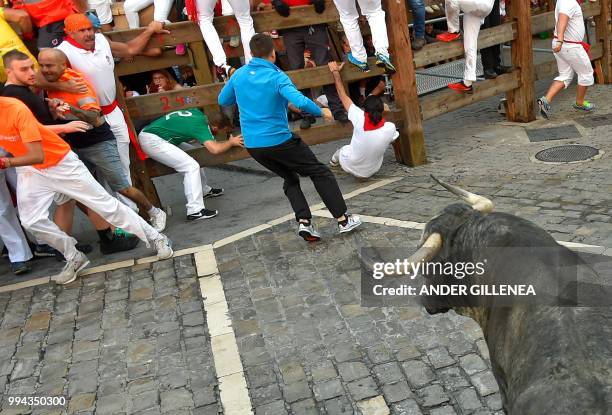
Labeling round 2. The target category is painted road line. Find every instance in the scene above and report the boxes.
[213,224,272,249]
[80,259,135,276]
[0,277,50,294]
[195,251,253,415]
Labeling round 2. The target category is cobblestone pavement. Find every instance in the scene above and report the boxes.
[0,82,610,414]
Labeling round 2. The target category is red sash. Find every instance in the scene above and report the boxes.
[554,36,591,58]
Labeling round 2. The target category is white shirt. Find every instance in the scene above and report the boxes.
[339,104,399,178]
[555,0,585,44]
[56,33,117,106]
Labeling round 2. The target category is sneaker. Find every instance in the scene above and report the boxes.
[100,233,140,255]
[573,100,595,112]
[412,37,426,51]
[203,188,224,199]
[329,157,339,167]
[175,43,186,55]
[187,208,219,221]
[376,53,396,74]
[347,52,370,72]
[150,208,167,232]
[298,222,321,242]
[338,214,362,234]
[537,96,552,119]
[448,81,473,93]
[51,251,90,285]
[55,243,93,262]
[300,116,316,129]
[33,243,57,258]
[436,32,461,42]
[114,228,134,238]
[11,261,31,275]
[154,235,174,260]
[216,64,235,81]
[270,30,279,39]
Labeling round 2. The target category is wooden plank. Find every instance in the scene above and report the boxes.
[421,71,520,120]
[413,22,516,68]
[125,58,385,118]
[531,2,602,34]
[505,1,536,122]
[115,49,191,76]
[594,0,611,83]
[189,41,214,85]
[105,21,203,46]
[384,0,426,167]
[145,111,404,178]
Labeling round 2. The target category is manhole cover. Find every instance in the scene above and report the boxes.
[576,113,612,128]
[535,145,600,163]
[526,125,582,142]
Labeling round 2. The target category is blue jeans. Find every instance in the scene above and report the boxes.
[75,140,131,192]
[408,0,426,39]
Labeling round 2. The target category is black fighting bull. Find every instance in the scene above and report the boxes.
[403,176,612,414]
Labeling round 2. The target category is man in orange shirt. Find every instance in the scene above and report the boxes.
[38,48,167,233]
[0,97,173,285]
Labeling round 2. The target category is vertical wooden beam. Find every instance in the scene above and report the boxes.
[189,40,215,85]
[594,0,611,83]
[384,0,427,166]
[505,0,536,122]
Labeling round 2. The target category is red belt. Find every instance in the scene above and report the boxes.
[101,100,147,160]
[554,36,591,58]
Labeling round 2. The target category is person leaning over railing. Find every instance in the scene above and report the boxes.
[0,6,37,84]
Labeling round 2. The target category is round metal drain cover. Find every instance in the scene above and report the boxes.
[535,145,600,163]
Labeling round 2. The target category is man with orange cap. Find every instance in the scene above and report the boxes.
[55,14,168,212]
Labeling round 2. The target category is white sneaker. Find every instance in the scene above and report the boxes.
[338,214,362,234]
[329,157,339,167]
[155,235,173,259]
[150,208,167,232]
[298,222,321,242]
[52,251,90,285]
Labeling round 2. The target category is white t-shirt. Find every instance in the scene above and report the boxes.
[56,33,117,106]
[339,104,399,178]
[555,0,585,44]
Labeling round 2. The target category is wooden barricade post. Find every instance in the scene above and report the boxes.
[505,0,536,122]
[594,0,611,83]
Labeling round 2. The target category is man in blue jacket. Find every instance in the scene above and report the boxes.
[219,33,362,241]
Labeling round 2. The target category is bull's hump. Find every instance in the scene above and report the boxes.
[465,212,557,247]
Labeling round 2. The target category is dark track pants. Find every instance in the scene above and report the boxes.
[247,135,347,221]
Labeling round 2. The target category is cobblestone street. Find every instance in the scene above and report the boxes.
[0,83,610,414]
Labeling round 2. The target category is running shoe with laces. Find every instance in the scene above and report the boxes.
[203,188,224,199]
[154,235,174,260]
[347,52,370,72]
[375,53,396,74]
[338,214,362,234]
[329,157,339,167]
[436,32,461,42]
[150,208,167,232]
[298,222,321,242]
[216,64,236,81]
[573,100,594,112]
[448,81,473,94]
[52,251,90,285]
[187,208,219,221]
[537,96,552,119]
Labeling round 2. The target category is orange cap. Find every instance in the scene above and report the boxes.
[64,14,93,33]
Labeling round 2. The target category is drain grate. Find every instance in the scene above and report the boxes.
[526,125,582,142]
[535,145,600,163]
[575,114,612,128]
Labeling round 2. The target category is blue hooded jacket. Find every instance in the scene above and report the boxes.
[218,58,322,148]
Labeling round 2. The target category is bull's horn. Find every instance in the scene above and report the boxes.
[431,175,494,213]
[407,233,443,265]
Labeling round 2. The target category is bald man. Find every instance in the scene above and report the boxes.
[38,48,167,234]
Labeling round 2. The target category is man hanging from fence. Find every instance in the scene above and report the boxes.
[436,0,495,93]
[537,0,594,118]
[137,109,244,221]
[219,33,362,242]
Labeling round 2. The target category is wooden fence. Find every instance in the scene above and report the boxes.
[106,0,611,208]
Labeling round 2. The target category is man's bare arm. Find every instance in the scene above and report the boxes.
[3,8,33,36]
[35,72,88,94]
[203,135,244,155]
[72,0,90,12]
[109,21,170,58]
[328,62,353,112]
[67,105,104,127]
[1,141,44,167]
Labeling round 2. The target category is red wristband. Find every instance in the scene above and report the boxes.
[22,32,35,41]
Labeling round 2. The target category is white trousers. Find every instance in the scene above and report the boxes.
[0,170,32,263]
[138,132,210,215]
[333,0,389,62]
[553,43,594,88]
[195,0,255,66]
[16,152,160,261]
[445,0,494,83]
[88,0,113,24]
[124,0,174,28]
[103,106,138,210]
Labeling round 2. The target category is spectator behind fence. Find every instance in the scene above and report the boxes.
[185,0,256,80]
[87,0,113,31]
[407,0,426,50]
[480,0,511,79]
[0,7,37,84]
[12,0,87,48]
[331,0,397,72]
[219,33,362,242]
[148,69,184,93]
[138,109,244,221]
[327,61,398,178]
[266,0,349,128]
[436,0,495,93]
[537,0,595,118]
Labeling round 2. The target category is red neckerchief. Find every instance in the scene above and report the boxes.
[364,113,385,131]
[64,36,94,52]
